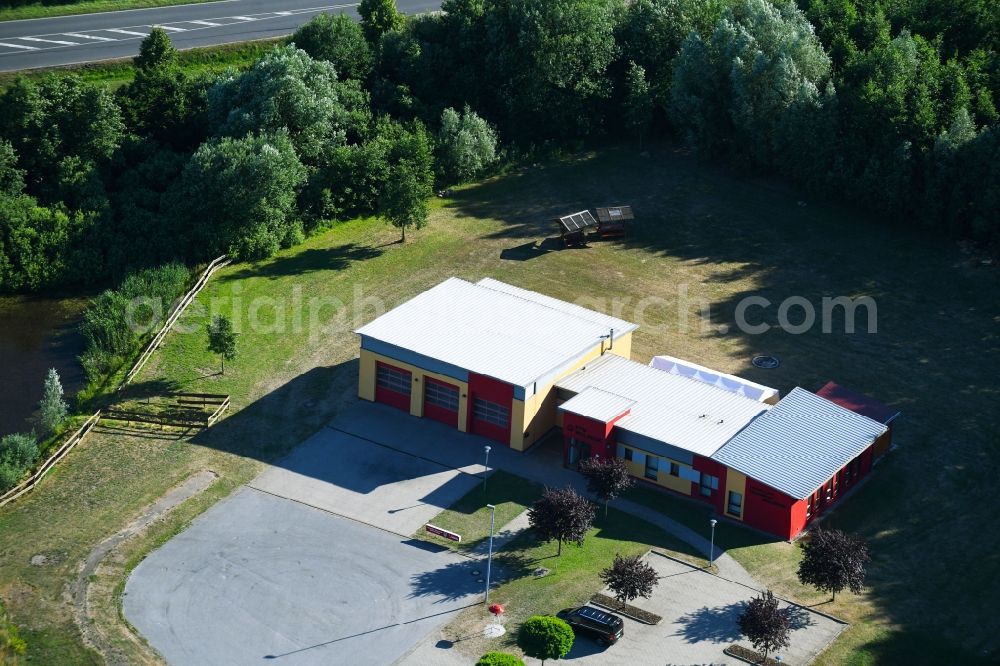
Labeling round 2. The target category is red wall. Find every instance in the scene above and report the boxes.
[467,372,514,445]
[744,478,799,540]
[692,456,727,514]
[563,413,613,459]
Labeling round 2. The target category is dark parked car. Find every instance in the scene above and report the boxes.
[557,606,625,646]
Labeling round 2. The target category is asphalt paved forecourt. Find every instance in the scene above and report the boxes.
[125,486,481,666]
[0,0,441,72]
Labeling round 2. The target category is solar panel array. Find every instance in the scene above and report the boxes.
[557,210,598,232]
[596,206,635,223]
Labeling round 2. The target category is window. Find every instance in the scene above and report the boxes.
[807,495,814,517]
[700,473,719,497]
[727,491,743,518]
[425,381,459,411]
[376,364,411,395]
[623,448,633,462]
[670,462,680,477]
[473,398,509,427]
[645,455,658,480]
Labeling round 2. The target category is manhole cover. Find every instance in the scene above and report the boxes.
[30,555,48,566]
[483,624,506,638]
[533,567,551,578]
[752,355,780,369]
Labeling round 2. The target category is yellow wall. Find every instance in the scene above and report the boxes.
[619,444,694,496]
[724,469,747,521]
[358,349,470,432]
[511,331,634,451]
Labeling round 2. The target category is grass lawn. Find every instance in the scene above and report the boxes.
[0,143,997,663]
[0,38,284,91]
[0,0,214,22]
[416,470,544,552]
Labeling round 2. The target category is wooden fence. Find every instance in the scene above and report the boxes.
[103,393,230,430]
[0,411,102,509]
[119,255,231,390]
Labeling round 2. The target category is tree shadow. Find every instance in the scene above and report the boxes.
[218,243,384,283]
[674,603,744,644]
[408,551,536,603]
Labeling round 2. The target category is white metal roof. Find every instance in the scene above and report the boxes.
[711,387,888,500]
[557,354,769,457]
[355,278,638,388]
[650,355,779,403]
[558,387,636,423]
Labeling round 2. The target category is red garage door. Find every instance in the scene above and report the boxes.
[375,362,411,411]
[424,377,460,428]
[470,396,511,445]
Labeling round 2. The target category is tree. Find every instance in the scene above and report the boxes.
[134,27,177,70]
[207,45,354,164]
[737,590,790,664]
[476,653,524,666]
[169,132,307,260]
[622,61,653,149]
[37,368,68,434]
[796,526,870,601]
[670,0,832,167]
[0,433,38,492]
[376,120,433,242]
[600,553,659,609]
[207,315,238,374]
[292,13,374,81]
[578,456,634,517]
[436,105,498,184]
[528,485,595,555]
[359,0,404,44]
[0,140,25,196]
[517,615,574,665]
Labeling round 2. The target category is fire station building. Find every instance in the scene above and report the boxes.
[356,277,897,540]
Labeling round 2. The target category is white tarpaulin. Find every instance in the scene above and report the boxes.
[650,355,779,404]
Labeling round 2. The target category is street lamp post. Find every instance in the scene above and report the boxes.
[709,519,718,568]
[483,445,492,492]
[485,503,496,604]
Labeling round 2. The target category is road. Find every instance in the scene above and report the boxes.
[0,0,440,73]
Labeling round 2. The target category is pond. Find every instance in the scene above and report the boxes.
[0,294,88,437]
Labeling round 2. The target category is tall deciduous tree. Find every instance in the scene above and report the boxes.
[377,120,433,242]
[528,485,595,555]
[796,526,870,601]
[292,13,374,81]
[622,61,653,149]
[600,553,659,609]
[37,368,68,434]
[170,131,307,260]
[578,456,634,517]
[436,106,498,184]
[517,615,574,665]
[134,27,177,70]
[207,315,238,374]
[359,0,404,44]
[737,590,790,663]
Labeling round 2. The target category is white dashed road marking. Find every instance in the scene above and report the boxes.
[64,33,116,41]
[105,28,150,36]
[19,36,81,46]
[156,25,187,32]
[0,41,38,50]
[231,16,257,21]
[188,20,220,26]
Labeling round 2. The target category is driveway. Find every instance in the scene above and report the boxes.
[249,425,480,535]
[124,487,481,666]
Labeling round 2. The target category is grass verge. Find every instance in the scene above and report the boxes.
[0,0,215,22]
[417,470,543,552]
[0,37,284,91]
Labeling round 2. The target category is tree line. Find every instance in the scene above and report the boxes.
[1,0,997,294]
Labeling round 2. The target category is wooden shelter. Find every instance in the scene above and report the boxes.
[555,210,599,247]
[595,206,634,238]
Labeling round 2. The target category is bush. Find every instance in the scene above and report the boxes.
[476,653,524,666]
[517,615,574,663]
[0,433,38,492]
[78,262,190,383]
